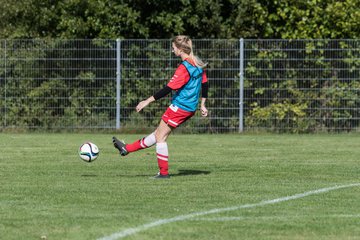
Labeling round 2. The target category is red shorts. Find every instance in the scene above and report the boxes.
[161,104,195,128]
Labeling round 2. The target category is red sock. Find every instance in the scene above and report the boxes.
[125,139,143,152]
[125,132,156,153]
[156,142,169,175]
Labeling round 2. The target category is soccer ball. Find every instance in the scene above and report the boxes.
[79,142,99,162]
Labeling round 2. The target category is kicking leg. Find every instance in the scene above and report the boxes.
[113,132,156,156]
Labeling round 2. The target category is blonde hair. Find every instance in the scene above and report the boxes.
[172,35,207,68]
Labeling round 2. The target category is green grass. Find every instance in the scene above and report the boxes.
[0,133,359,240]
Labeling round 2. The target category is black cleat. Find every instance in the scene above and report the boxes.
[153,173,170,179]
[112,136,128,156]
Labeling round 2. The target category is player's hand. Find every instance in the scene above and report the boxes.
[200,106,208,117]
[136,96,155,112]
[136,100,148,112]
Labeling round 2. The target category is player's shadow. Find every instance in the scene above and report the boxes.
[172,169,211,177]
[81,169,211,178]
[81,174,98,177]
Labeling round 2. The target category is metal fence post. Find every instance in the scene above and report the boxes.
[116,39,121,129]
[4,40,7,128]
[239,38,244,133]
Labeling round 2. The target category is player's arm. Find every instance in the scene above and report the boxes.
[200,71,209,117]
[135,96,155,112]
[136,65,188,112]
[136,86,173,112]
[153,86,172,100]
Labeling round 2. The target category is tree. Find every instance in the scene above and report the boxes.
[257,0,360,39]
[0,0,359,39]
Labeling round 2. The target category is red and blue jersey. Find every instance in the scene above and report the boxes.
[167,58,208,112]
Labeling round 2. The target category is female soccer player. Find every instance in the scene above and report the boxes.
[113,35,209,178]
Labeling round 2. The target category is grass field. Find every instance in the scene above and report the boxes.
[0,133,359,240]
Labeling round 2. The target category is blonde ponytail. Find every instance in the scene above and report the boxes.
[190,52,207,68]
[172,35,207,69]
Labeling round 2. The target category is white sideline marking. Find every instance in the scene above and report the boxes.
[194,216,246,221]
[97,183,360,240]
[194,214,360,222]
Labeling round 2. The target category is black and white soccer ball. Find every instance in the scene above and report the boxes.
[79,142,99,162]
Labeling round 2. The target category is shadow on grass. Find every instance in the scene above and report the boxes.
[171,169,211,177]
[81,169,211,178]
[81,174,98,177]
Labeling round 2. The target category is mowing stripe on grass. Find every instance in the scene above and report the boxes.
[98,183,360,240]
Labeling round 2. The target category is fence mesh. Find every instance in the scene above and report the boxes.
[244,39,360,132]
[0,39,116,129]
[0,39,359,132]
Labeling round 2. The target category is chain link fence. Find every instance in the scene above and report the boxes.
[0,39,359,133]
